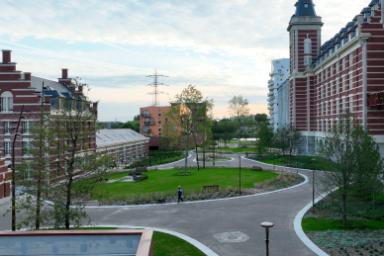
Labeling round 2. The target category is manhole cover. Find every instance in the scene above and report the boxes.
[213,231,250,243]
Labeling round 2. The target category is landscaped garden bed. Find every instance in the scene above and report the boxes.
[75,168,303,205]
[302,192,384,256]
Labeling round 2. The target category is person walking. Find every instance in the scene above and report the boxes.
[177,185,184,203]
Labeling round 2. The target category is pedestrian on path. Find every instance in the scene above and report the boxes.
[177,185,184,203]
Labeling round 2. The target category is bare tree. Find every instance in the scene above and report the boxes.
[53,82,97,229]
[228,95,250,119]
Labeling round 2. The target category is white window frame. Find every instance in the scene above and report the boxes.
[1,91,13,113]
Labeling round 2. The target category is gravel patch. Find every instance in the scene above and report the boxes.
[308,230,384,256]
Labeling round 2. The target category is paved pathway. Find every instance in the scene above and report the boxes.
[86,154,326,256]
[0,153,327,256]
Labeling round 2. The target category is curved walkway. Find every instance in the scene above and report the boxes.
[86,154,328,256]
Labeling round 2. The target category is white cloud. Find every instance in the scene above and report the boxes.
[0,0,372,120]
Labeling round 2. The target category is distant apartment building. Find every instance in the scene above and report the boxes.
[267,59,290,131]
[0,50,97,182]
[140,106,171,149]
[96,129,149,166]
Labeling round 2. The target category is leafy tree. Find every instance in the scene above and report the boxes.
[273,127,290,155]
[350,126,383,201]
[53,83,97,229]
[228,95,250,119]
[173,85,210,171]
[287,127,301,158]
[256,122,273,154]
[16,96,52,230]
[322,115,384,226]
[212,119,238,146]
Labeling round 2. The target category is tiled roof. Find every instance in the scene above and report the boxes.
[31,76,72,98]
[294,0,316,17]
[314,0,380,66]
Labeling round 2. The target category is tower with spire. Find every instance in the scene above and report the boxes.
[287,0,322,131]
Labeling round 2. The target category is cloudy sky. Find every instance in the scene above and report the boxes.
[0,0,369,121]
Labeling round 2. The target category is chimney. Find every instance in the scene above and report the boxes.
[2,50,11,64]
[61,68,68,79]
[24,72,31,80]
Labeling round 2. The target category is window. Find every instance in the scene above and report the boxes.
[22,141,30,156]
[349,96,354,113]
[3,141,11,156]
[3,121,11,134]
[336,98,340,115]
[22,121,30,134]
[342,97,347,113]
[1,91,13,112]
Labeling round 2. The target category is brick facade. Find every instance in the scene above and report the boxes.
[0,157,10,199]
[287,0,384,156]
[0,50,97,182]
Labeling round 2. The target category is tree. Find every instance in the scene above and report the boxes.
[228,96,250,119]
[287,127,301,158]
[322,115,384,226]
[350,126,383,201]
[173,85,209,171]
[16,93,52,230]
[273,127,290,155]
[53,82,97,229]
[322,116,355,226]
[256,121,273,154]
[212,119,238,145]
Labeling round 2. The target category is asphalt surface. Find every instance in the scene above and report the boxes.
[87,154,325,256]
[0,153,326,256]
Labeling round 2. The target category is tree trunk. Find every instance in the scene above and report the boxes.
[65,145,76,230]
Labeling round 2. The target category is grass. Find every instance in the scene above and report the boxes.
[75,168,278,202]
[252,154,335,171]
[129,150,183,168]
[302,217,384,232]
[216,147,255,153]
[152,232,204,256]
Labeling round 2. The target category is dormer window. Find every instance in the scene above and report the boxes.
[1,91,13,112]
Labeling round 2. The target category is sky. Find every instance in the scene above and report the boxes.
[0,0,369,121]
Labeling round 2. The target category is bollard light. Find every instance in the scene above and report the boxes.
[261,221,274,256]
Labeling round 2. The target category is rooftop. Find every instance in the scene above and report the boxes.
[96,129,149,148]
[294,0,317,17]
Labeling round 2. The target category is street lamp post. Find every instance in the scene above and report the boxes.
[261,221,274,256]
[11,105,25,231]
[238,155,242,194]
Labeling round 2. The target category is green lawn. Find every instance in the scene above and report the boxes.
[216,147,255,153]
[153,232,204,256]
[76,168,278,202]
[303,217,384,231]
[251,154,335,171]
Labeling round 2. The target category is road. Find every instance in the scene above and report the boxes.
[86,154,325,256]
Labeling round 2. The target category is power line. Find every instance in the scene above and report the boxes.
[146,69,169,106]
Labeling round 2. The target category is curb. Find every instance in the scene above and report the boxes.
[147,153,192,170]
[293,189,337,256]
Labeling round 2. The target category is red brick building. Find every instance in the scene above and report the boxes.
[0,157,10,199]
[288,0,384,155]
[140,106,171,149]
[0,50,97,183]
